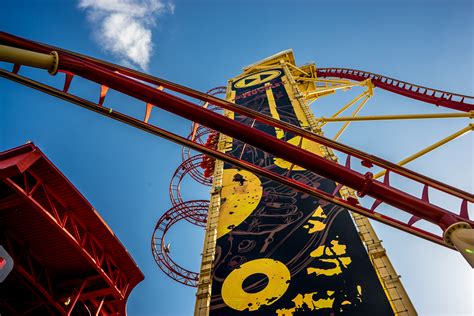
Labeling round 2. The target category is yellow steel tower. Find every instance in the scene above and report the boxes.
[195,50,416,316]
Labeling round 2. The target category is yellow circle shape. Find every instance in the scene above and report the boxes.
[222,258,291,311]
[234,70,282,89]
[217,169,263,238]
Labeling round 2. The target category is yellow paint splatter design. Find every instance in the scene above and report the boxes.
[217,169,263,238]
[303,206,327,233]
[307,239,352,276]
[222,259,290,311]
[276,291,335,315]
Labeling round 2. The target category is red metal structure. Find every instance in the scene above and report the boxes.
[316,68,473,112]
[0,143,144,315]
[152,87,224,286]
[0,31,473,278]
[169,154,212,207]
[152,200,208,286]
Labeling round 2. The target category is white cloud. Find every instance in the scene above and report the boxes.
[78,0,174,70]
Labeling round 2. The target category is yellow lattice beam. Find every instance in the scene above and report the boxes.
[318,111,473,122]
[374,124,473,179]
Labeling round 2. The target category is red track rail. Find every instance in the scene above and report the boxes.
[151,200,209,287]
[317,68,474,112]
[0,32,472,250]
[169,155,212,209]
[0,70,467,249]
[7,32,466,204]
[182,126,214,162]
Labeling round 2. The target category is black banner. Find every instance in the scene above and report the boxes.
[210,69,394,315]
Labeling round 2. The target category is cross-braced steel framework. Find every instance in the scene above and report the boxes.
[0,144,144,314]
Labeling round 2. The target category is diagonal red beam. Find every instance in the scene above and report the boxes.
[56,53,469,231]
[0,31,471,203]
[0,149,41,179]
[0,32,471,236]
[94,297,106,316]
[22,168,131,298]
[2,177,126,302]
[77,288,114,301]
[67,280,87,316]
[2,232,66,315]
[0,72,461,248]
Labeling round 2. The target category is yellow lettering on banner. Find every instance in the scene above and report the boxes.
[217,169,263,238]
[221,259,290,311]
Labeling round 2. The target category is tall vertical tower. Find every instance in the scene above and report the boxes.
[195,50,416,315]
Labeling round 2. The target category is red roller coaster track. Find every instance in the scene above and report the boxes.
[182,126,215,162]
[152,87,225,286]
[316,68,473,112]
[170,155,212,207]
[0,32,472,257]
[151,200,209,286]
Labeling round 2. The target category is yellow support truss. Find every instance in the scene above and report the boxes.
[374,124,473,179]
[318,111,473,122]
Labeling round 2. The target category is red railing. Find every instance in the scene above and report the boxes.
[316,68,474,112]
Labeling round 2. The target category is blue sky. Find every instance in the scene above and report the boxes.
[0,1,472,315]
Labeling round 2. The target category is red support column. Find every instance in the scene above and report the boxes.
[67,280,87,315]
[95,297,105,316]
[2,232,66,315]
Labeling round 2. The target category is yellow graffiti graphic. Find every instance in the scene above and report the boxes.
[266,83,286,139]
[222,258,290,311]
[234,70,282,88]
[276,291,335,315]
[217,169,263,238]
[307,239,352,276]
[303,206,327,233]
